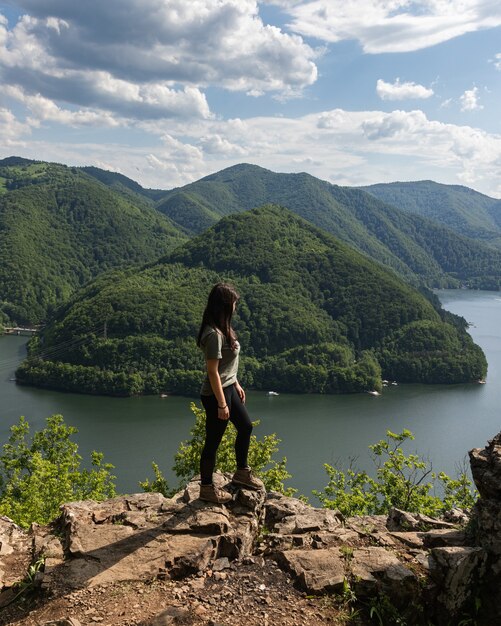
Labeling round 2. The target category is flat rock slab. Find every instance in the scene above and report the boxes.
[275,547,346,594]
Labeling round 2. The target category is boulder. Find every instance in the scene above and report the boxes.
[430,546,486,616]
[349,547,418,601]
[0,516,32,590]
[274,547,346,594]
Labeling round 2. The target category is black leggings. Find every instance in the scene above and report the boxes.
[200,383,253,485]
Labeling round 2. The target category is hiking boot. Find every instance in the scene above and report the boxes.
[199,484,232,504]
[231,467,264,491]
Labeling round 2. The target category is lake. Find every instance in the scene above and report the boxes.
[1,289,500,498]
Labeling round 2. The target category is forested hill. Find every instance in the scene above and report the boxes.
[17,205,487,397]
[0,158,186,324]
[362,180,501,248]
[153,164,501,289]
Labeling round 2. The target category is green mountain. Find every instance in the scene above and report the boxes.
[0,158,186,325]
[153,164,501,289]
[17,205,486,396]
[362,180,501,248]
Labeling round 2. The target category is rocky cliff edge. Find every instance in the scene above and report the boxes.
[2,432,501,625]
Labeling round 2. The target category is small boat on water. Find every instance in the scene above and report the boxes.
[477,380,487,385]
[160,393,169,398]
[267,391,280,396]
[367,390,380,396]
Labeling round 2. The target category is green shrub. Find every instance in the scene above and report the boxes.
[141,402,295,496]
[0,415,116,527]
[314,429,477,517]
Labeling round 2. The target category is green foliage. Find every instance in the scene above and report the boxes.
[314,429,477,517]
[18,205,486,396]
[364,180,501,249]
[139,462,173,498]
[170,402,295,495]
[0,158,185,325]
[0,415,116,527]
[156,163,501,286]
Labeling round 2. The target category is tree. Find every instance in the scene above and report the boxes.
[0,415,116,527]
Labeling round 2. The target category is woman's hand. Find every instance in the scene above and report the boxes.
[218,405,230,420]
[235,382,246,404]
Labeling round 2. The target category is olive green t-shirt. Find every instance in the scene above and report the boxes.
[200,326,240,396]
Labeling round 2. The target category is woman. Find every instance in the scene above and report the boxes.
[197,282,263,503]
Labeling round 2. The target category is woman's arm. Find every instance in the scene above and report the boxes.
[206,359,230,420]
[235,379,245,404]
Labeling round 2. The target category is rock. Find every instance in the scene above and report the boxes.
[43,619,82,626]
[0,516,32,590]
[430,547,486,616]
[349,547,418,602]
[443,508,470,525]
[147,606,195,625]
[274,548,345,594]
[420,529,467,548]
[388,531,424,549]
[212,557,230,571]
[43,473,265,589]
[387,508,455,532]
[469,433,501,500]
[264,493,342,532]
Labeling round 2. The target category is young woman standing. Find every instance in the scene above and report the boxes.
[197,282,263,503]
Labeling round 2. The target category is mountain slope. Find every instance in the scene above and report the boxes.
[17,205,487,396]
[362,180,501,248]
[0,158,186,324]
[155,164,501,288]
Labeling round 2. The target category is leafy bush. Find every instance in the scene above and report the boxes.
[141,402,295,496]
[314,429,477,517]
[0,415,116,527]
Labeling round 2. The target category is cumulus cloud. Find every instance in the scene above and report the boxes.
[376,78,434,101]
[5,104,501,195]
[132,105,501,195]
[0,107,32,142]
[493,52,501,70]
[0,0,317,122]
[460,87,483,111]
[265,0,501,54]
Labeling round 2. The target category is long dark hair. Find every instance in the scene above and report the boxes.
[197,282,239,349]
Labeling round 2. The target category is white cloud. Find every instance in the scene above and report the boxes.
[264,0,501,54]
[460,86,483,111]
[493,52,501,70]
[0,107,31,142]
[133,105,501,195]
[2,104,501,197]
[376,78,434,101]
[0,0,318,119]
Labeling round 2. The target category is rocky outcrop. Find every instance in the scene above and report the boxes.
[469,432,501,619]
[3,433,501,624]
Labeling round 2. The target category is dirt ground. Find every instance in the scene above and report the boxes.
[1,557,366,626]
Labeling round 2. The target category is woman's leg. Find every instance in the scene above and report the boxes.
[227,385,253,469]
[200,393,229,485]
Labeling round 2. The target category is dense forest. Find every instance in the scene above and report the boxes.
[16,205,487,397]
[2,158,501,329]
[0,158,186,325]
[363,180,501,249]
[148,164,501,289]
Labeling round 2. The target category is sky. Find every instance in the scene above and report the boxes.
[0,0,500,196]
